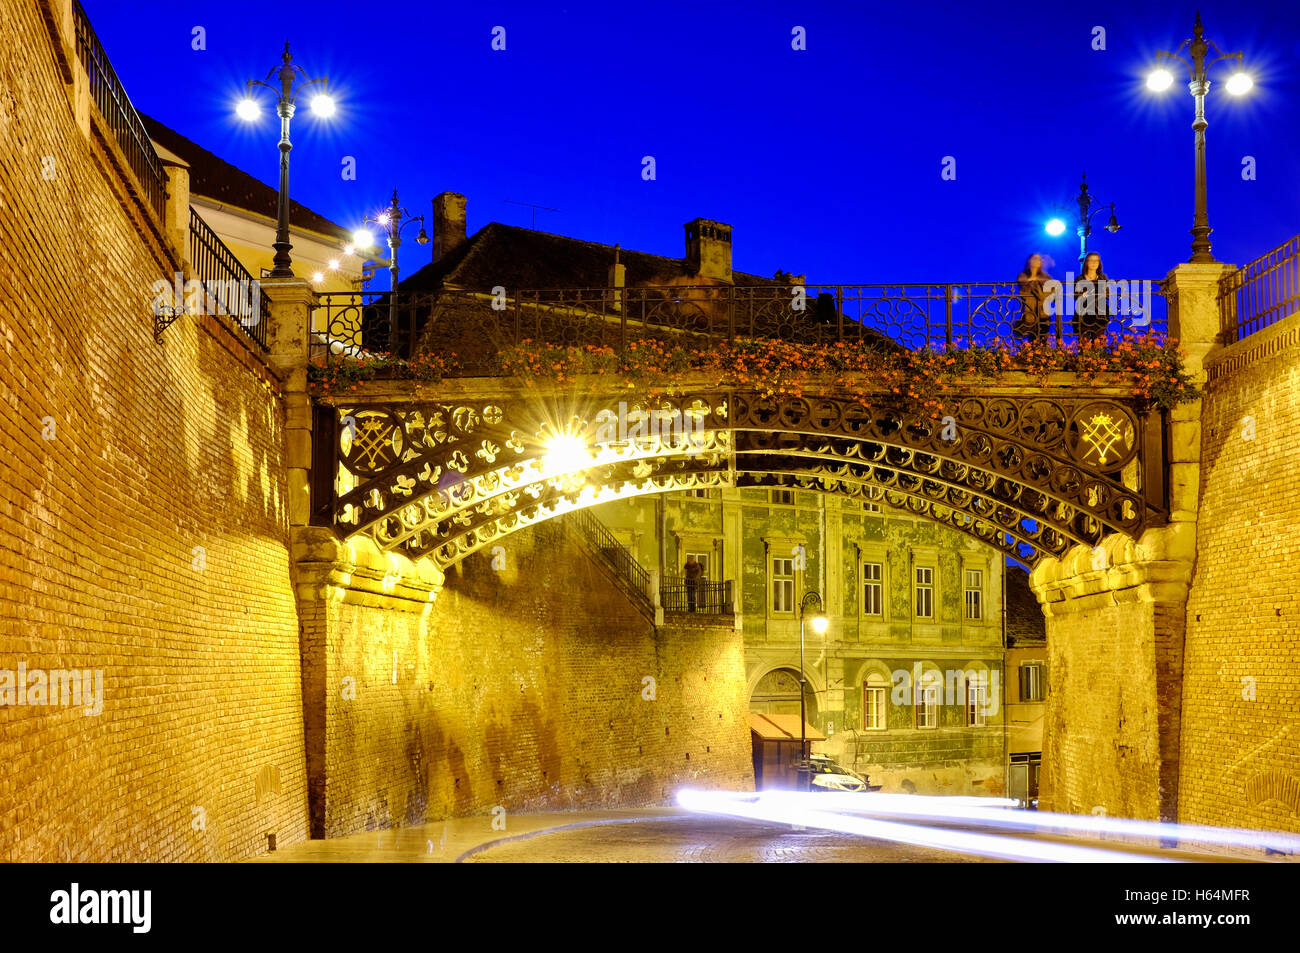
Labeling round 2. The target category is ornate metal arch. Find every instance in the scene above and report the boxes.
[312,389,1167,570]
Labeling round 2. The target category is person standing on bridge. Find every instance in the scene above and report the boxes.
[1072,252,1110,343]
[1015,253,1053,343]
[684,555,703,612]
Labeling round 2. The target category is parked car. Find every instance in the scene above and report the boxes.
[807,755,882,792]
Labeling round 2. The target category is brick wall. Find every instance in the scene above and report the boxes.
[1182,316,1300,833]
[299,520,753,838]
[0,0,308,860]
[1037,598,1164,818]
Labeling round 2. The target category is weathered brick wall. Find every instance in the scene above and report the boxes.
[1036,597,1164,818]
[0,0,309,860]
[1182,318,1300,833]
[299,521,754,838]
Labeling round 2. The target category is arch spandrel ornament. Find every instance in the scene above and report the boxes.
[315,388,1167,571]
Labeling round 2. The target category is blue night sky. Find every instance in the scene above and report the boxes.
[86,0,1300,288]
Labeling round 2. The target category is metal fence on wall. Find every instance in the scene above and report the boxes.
[660,576,734,615]
[73,0,168,221]
[313,280,1169,372]
[187,208,271,350]
[1219,235,1300,342]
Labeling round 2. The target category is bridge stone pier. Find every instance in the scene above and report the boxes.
[1030,263,1231,823]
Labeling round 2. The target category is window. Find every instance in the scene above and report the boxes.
[1020,662,1045,702]
[770,489,794,505]
[863,676,888,730]
[915,679,940,728]
[683,488,710,499]
[862,561,883,616]
[914,566,934,619]
[771,557,795,613]
[964,569,983,620]
[862,501,881,513]
[966,676,988,727]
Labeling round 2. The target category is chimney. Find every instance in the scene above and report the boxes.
[432,191,467,262]
[684,218,732,283]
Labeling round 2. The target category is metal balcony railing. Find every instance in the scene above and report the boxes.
[661,576,734,615]
[73,1,168,221]
[1219,234,1300,342]
[187,208,271,351]
[312,280,1169,371]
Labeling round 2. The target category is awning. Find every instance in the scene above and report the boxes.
[748,712,826,742]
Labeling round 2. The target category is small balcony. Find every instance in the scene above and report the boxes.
[660,576,735,618]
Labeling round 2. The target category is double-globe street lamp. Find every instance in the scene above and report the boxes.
[1146,13,1253,264]
[798,590,829,792]
[236,42,335,278]
[1045,173,1121,263]
[352,189,428,351]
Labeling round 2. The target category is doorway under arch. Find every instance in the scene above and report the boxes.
[750,667,819,725]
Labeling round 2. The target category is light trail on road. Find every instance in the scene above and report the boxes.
[677,789,1184,863]
[799,790,1300,856]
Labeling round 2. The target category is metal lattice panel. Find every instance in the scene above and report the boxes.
[316,390,1166,569]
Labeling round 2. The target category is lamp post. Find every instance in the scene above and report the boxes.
[1146,13,1252,264]
[798,590,829,792]
[1072,173,1120,263]
[237,42,335,278]
[352,189,428,351]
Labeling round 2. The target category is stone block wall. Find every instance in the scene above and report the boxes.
[296,520,754,838]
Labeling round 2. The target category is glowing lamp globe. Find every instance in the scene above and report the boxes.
[310,93,336,118]
[1226,72,1253,96]
[1146,68,1174,92]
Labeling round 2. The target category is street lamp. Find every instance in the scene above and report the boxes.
[237,42,334,278]
[798,590,829,791]
[1146,12,1252,263]
[1072,172,1121,263]
[352,188,429,350]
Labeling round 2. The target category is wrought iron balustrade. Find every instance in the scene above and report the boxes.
[661,576,734,615]
[565,508,653,605]
[1219,234,1300,342]
[187,208,271,350]
[312,279,1168,372]
[73,1,168,221]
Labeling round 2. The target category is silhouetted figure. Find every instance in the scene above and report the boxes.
[684,555,703,612]
[1015,253,1053,343]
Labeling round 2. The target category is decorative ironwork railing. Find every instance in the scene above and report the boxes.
[73,0,168,221]
[565,508,653,606]
[312,280,1168,372]
[1219,234,1300,342]
[660,576,734,615]
[187,207,271,350]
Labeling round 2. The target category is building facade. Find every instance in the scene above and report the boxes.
[594,488,1044,796]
